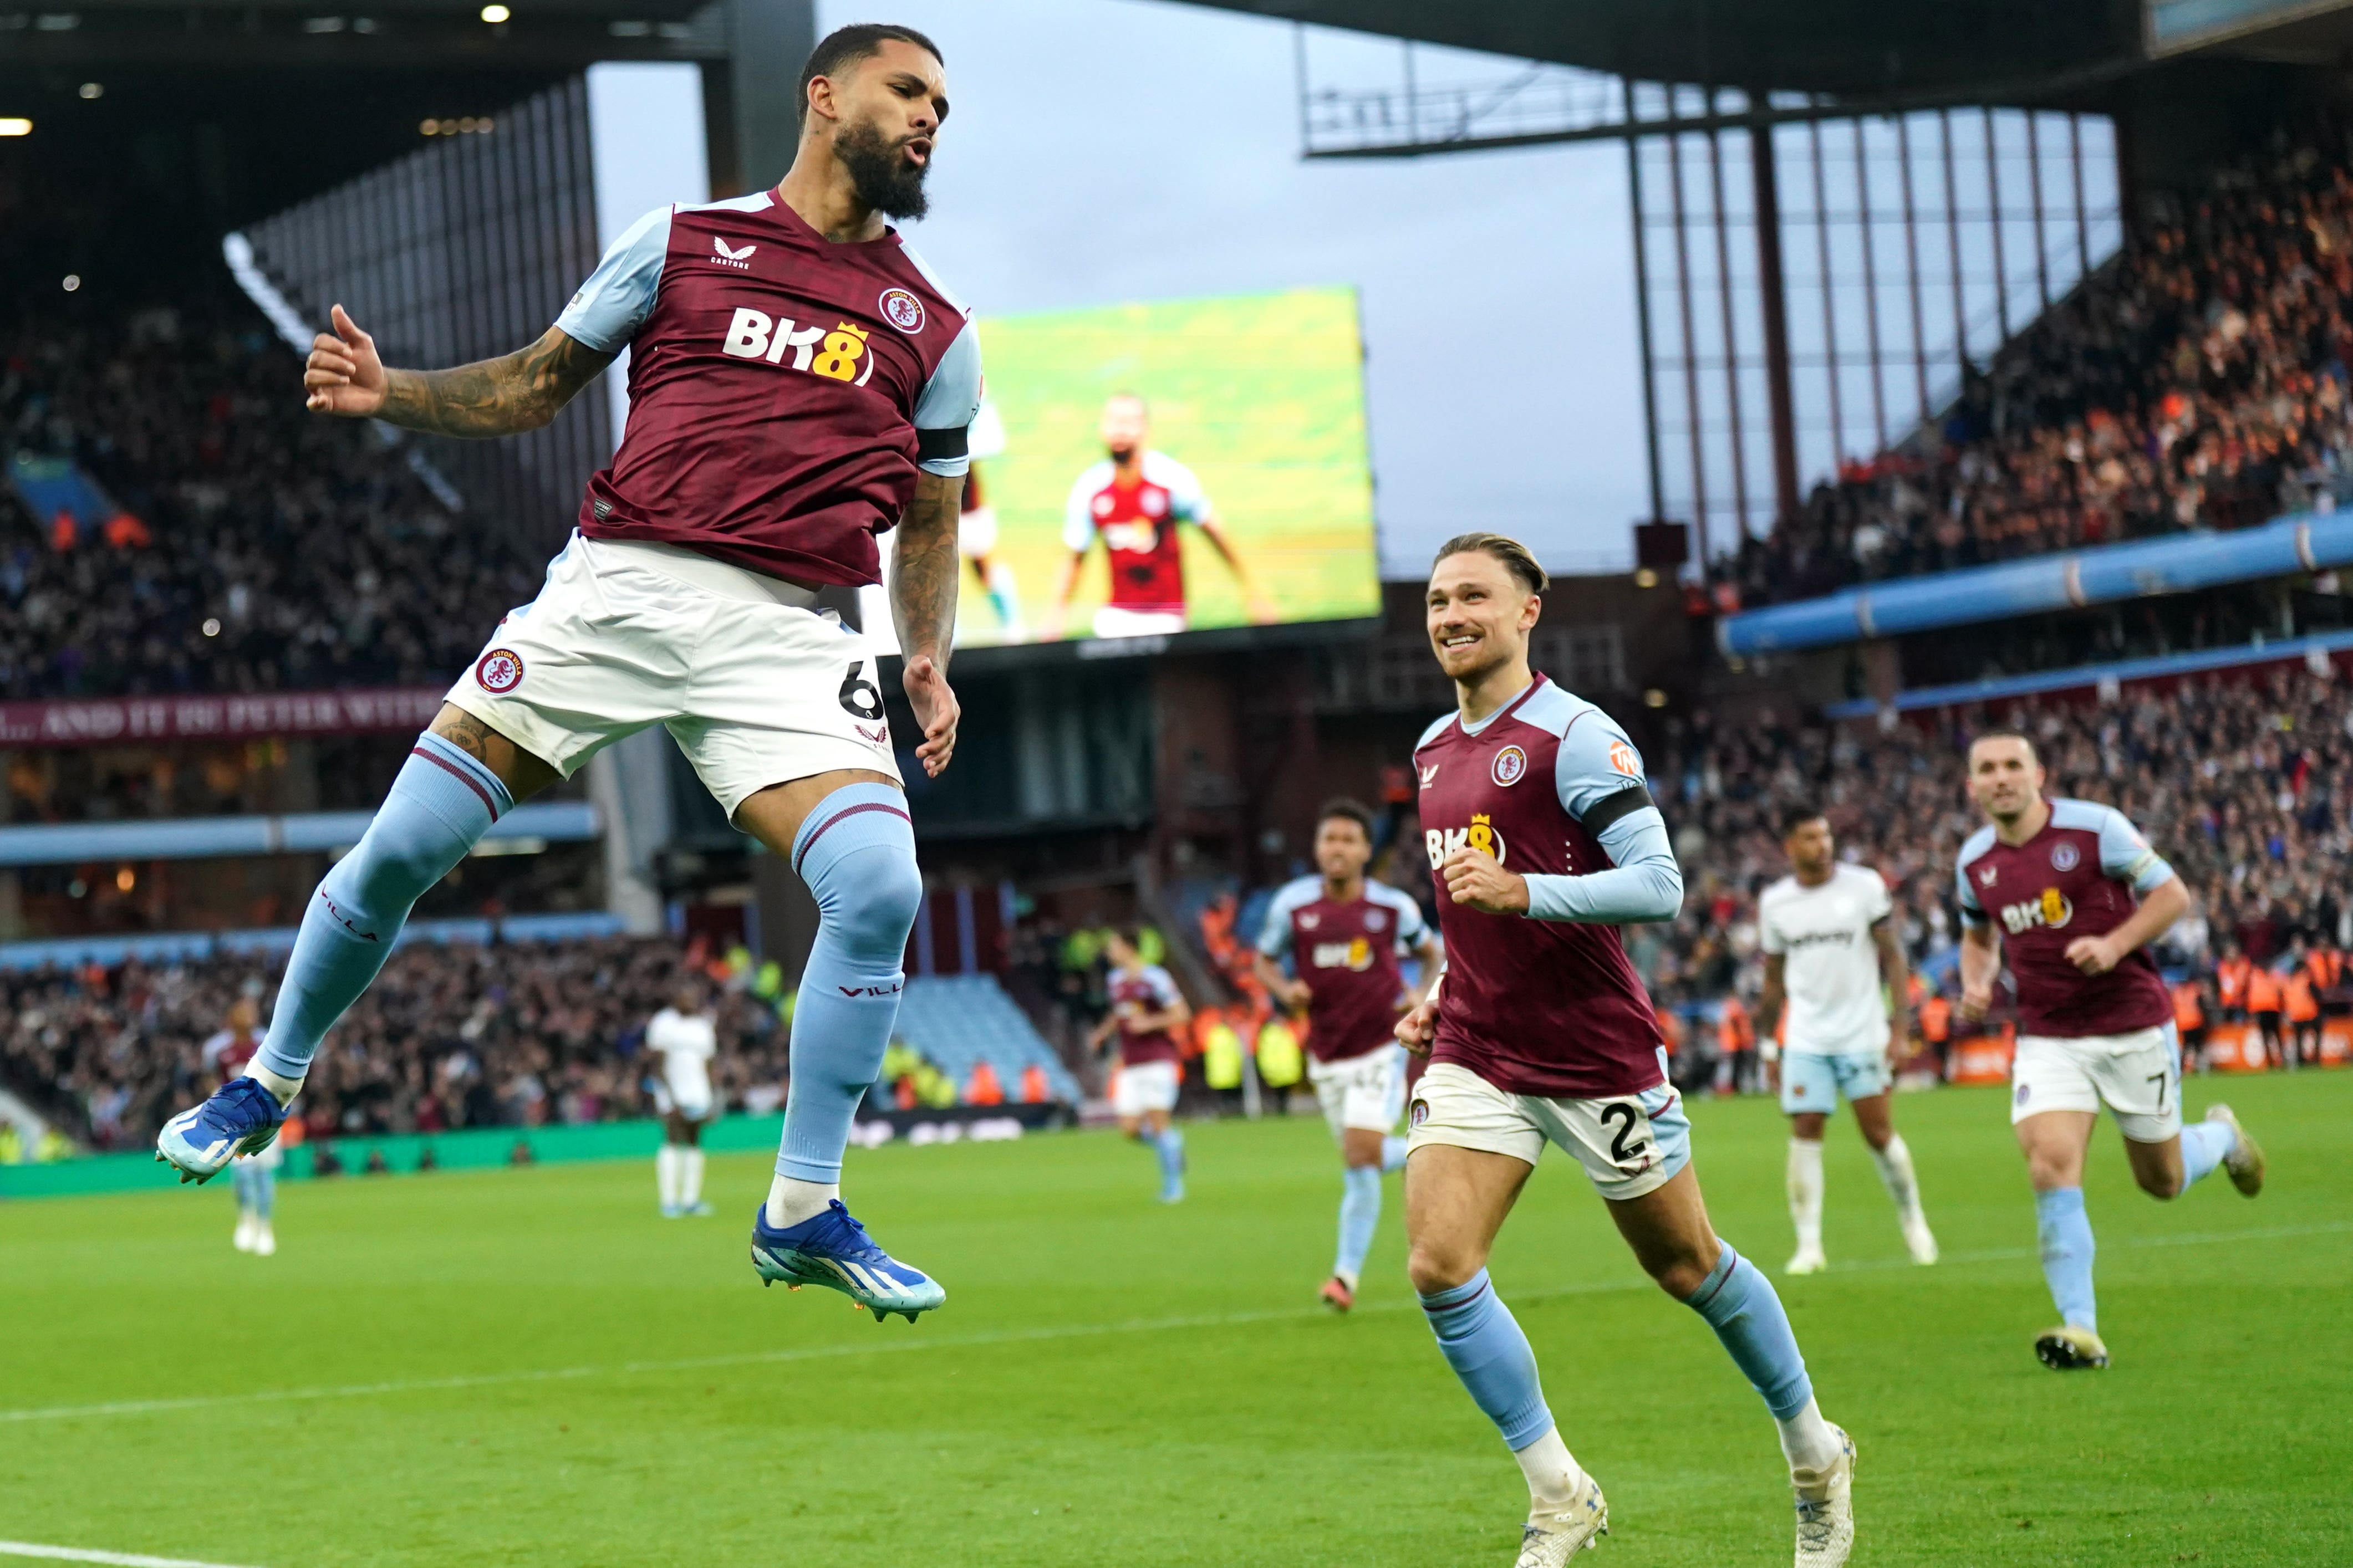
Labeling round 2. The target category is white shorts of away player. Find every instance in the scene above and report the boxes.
[1112,1060,1181,1118]
[1309,1043,1408,1137]
[653,1070,714,1123]
[450,533,902,821]
[1405,1061,1693,1201]
[2010,1022,2183,1143]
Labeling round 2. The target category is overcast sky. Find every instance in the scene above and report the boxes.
[823,0,1648,575]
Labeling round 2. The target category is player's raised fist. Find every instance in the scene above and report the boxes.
[1394,995,1438,1055]
[304,304,388,417]
[1440,847,1530,915]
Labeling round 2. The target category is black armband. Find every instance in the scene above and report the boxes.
[916,425,970,464]
[1580,783,1656,835]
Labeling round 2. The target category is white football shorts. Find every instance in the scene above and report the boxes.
[1112,1059,1181,1118]
[1309,1043,1407,1137]
[2010,1022,2182,1142]
[1405,1061,1690,1200]
[1091,605,1186,640]
[653,1071,714,1123]
[449,533,902,822]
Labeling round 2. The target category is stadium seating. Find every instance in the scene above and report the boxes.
[892,972,1083,1104]
[1720,143,2353,609]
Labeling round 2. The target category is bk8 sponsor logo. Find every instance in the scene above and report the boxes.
[1310,937,1374,972]
[1424,811,1508,868]
[720,308,874,383]
[2000,886,2074,935]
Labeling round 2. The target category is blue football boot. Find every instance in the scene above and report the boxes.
[749,1199,945,1323]
[155,1076,287,1185]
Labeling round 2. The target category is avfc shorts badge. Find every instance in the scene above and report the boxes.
[2015,1081,2032,1106]
[1408,1097,1429,1128]
[2050,842,2080,872]
[475,648,524,693]
[878,288,925,334]
[1491,744,1529,786]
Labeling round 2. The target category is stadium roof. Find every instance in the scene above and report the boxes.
[0,0,721,70]
[1182,0,2353,100]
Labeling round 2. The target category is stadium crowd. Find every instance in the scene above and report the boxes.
[0,288,544,699]
[1,937,791,1151]
[1642,662,2351,1028]
[1721,141,2353,605]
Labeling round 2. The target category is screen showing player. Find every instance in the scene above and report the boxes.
[861,286,1381,650]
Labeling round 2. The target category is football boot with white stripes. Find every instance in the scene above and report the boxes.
[749,1199,945,1322]
[155,1076,286,1185]
[1514,1471,1608,1565]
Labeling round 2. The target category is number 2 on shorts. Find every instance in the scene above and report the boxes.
[1598,1101,1648,1163]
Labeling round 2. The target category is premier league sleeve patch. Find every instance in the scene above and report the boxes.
[474,647,525,693]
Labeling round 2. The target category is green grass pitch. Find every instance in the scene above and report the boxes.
[2,1073,2346,1567]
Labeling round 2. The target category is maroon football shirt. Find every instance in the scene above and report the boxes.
[1955,798,2174,1037]
[1256,877,1428,1063]
[1414,677,1667,1098]
[1108,964,1185,1069]
[554,191,982,588]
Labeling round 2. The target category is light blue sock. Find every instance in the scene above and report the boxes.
[252,1165,275,1221]
[1684,1240,1815,1419]
[1155,1128,1186,1186]
[2179,1121,2235,1189]
[1381,1135,1409,1174]
[1419,1269,1554,1449]
[1335,1165,1381,1282]
[774,785,920,1184]
[257,732,508,1079]
[2035,1187,2097,1331]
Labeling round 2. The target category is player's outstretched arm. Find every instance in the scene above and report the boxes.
[893,472,964,777]
[304,305,612,437]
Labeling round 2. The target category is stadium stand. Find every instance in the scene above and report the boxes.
[1646,661,2350,1045]
[1720,141,2353,609]
[888,973,1083,1105]
[1,289,543,698]
[1,936,1076,1152]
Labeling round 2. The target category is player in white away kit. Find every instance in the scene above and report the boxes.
[1754,806,1937,1275]
[648,984,720,1217]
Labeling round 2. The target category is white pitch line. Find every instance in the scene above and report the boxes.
[0,1543,272,1568]
[3,1218,2343,1428]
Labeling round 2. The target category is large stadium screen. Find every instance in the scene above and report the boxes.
[872,285,1381,653]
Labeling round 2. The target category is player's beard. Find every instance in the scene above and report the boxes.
[835,119,930,219]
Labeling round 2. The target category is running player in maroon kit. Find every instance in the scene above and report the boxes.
[1254,799,1443,1311]
[1041,394,1277,640]
[1396,533,1855,1568]
[1955,734,2265,1371]
[158,24,972,1323]
[1088,927,1192,1203]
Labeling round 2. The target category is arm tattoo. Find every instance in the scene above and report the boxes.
[378,326,612,438]
[892,474,963,666]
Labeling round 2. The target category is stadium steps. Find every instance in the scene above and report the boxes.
[893,974,1083,1103]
